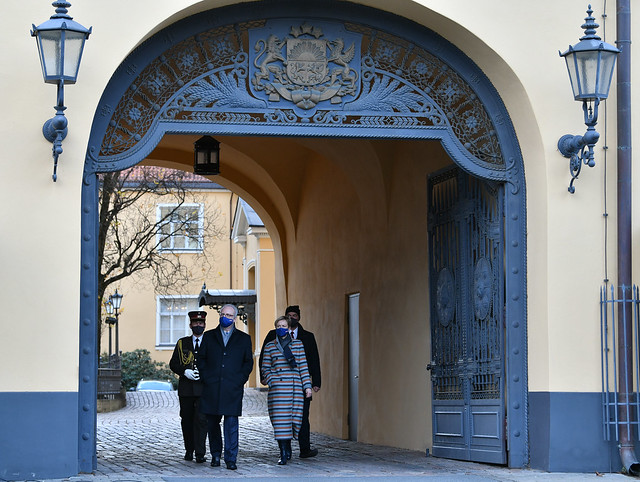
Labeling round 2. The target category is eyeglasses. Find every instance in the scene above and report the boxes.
[221,312,235,318]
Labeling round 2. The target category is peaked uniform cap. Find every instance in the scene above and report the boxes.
[188,310,207,322]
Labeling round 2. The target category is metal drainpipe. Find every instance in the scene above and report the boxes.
[616,0,638,475]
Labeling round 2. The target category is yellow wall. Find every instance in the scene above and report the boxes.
[4,0,640,455]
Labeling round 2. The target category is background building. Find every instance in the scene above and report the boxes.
[99,167,276,389]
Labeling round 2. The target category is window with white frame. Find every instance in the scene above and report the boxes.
[157,203,204,251]
[157,296,200,347]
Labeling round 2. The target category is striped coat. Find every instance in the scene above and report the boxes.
[261,338,312,440]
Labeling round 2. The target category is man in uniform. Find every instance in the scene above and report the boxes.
[259,305,321,458]
[169,309,208,463]
[196,304,253,470]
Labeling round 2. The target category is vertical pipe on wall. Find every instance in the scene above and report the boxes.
[615,0,638,475]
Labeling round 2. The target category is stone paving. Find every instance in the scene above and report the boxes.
[46,389,628,481]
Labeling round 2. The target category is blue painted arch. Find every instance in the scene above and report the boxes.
[79,0,528,471]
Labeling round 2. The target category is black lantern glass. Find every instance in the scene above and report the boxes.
[194,136,221,175]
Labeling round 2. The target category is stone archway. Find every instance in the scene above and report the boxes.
[78,0,527,471]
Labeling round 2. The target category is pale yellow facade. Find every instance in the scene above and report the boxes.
[2,0,640,476]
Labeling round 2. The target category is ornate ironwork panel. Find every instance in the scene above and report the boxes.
[95,18,504,173]
[428,166,505,463]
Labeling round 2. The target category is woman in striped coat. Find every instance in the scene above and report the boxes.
[261,316,313,465]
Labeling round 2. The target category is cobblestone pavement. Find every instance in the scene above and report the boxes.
[45,389,626,481]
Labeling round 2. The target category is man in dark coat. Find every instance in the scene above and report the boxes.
[196,304,253,470]
[169,309,208,463]
[259,305,321,458]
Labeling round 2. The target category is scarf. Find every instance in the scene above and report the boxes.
[276,333,297,368]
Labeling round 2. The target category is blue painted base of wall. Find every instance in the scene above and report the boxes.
[0,392,78,479]
[529,391,626,473]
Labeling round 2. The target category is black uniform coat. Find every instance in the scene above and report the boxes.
[196,326,253,416]
[169,336,203,397]
[259,323,321,389]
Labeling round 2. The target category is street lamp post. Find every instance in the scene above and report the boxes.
[109,289,123,358]
[104,299,116,358]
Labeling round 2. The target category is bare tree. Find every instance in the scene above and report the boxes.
[98,166,226,349]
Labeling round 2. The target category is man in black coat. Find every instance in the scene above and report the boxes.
[259,305,321,458]
[196,304,253,470]
[169,309,208,463]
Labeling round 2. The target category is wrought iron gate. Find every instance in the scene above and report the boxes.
[427,166,506,464]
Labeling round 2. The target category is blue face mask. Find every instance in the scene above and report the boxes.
[220,316,234,327]
[276,327,289,337]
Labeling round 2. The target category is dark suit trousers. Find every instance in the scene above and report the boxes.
[297,397,312,453]
[207,414,239,462]
[179,396,207,457]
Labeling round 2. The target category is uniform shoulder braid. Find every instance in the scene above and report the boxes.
[177,338,194,366]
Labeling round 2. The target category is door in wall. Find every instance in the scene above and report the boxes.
[348,293,360,441]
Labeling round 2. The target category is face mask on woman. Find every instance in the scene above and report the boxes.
[276,327,289,337]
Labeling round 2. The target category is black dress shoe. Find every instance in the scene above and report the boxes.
[184,451,194,461]
[195,455,206,463]
[225,461,237,470]
[211,456,221,467]
[300,447,318,458]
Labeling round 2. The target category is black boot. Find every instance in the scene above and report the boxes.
[277,440,287,465]
[285,439,292,460]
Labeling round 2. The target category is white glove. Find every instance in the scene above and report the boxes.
[184,369,199,381]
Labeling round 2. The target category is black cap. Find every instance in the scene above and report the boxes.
[285,305,300,318]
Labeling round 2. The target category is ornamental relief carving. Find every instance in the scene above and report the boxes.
[250,23,359,110]
[98,18,504,170]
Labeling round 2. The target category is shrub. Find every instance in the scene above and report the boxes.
[120,348,178,390]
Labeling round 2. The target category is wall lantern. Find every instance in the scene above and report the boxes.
[31,1,91,182]
[558,5,619,193]
[194,136,221,175]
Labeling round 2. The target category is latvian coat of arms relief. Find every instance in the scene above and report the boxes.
[249,22,360,112]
